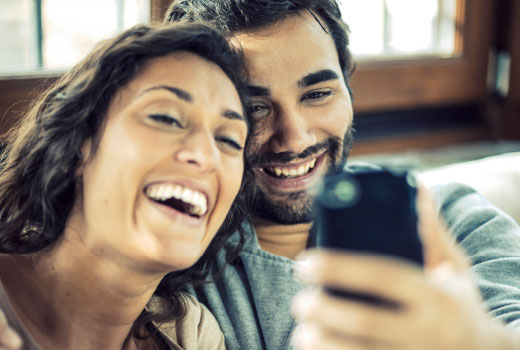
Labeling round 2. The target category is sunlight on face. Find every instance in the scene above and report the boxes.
[75,52,246,272]
[235,12,353,224]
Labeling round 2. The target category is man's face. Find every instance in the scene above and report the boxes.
[235,12,354,224]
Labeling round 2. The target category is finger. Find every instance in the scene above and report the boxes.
[292,289,423,345]
[416,185,469,271]
[295,250,431,305]
[292,323,389,350]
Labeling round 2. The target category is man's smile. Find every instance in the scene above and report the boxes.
[253,152,327,191]
[263,157,317,178]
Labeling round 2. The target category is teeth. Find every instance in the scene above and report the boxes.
[173,186,183,198]
[146,183,208,216]
[268,158,318,179]
[181,188,193,203]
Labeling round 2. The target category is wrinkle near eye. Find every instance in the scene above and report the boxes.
[248,102,271,120]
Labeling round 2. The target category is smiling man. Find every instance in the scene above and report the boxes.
[240,16,353,226]
[166,1,520,349]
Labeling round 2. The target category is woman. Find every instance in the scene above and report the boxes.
[0,22,250,349]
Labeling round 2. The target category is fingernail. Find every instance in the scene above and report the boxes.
[293,257,315,284]
[3,328,22,349]
[291,323,318,349]
[291,292,311,319]
[429,262,456,282]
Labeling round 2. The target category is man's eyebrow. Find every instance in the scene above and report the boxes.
[141,85,192,102]
[246,85,271,97]
[297,69,340,88]
[223,109,246,122]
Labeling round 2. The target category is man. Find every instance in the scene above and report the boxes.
[165,1,520,349]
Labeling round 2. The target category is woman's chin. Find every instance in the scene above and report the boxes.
[131,246,204,275]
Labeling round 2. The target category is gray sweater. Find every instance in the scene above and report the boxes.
[188,183,520,350]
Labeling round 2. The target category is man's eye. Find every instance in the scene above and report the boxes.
[148,114,182,127]
[247,103,270,119]
[302,90,333,101]
[215,136,243,151]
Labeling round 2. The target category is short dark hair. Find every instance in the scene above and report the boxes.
[0,22,250,347]
[165,0,355,86]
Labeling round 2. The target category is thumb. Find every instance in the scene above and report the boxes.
[416,185,469,272]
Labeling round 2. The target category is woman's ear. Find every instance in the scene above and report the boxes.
[75,139,92,177]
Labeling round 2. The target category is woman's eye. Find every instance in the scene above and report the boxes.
[215,136,243,151]
[302,90,333,102]
[148,114,182,127]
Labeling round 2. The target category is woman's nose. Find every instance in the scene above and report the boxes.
[174,129,220,173]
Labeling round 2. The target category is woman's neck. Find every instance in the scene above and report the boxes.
[253,218,312,259]
[0,231,165,350]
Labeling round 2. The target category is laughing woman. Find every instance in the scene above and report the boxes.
[0,23,249,349]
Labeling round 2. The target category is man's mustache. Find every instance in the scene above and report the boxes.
[248,138,341,165]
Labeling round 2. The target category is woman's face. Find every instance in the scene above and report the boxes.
[75,52,246,271]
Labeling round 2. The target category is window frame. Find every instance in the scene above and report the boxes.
[351,0,494,113]
[0,0,169,134]
[0,0,500,148]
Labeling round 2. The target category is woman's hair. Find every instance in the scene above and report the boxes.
[0,23,251,348]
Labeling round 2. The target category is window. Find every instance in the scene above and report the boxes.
[0,0,500,152]
[346,0,494,112]
[341,0,459,59]
[0,0,150,75]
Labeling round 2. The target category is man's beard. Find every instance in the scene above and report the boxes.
[246,127,354,225]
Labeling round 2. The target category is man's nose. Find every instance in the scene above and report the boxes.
[174,129,220,173]
[269,106,316,154]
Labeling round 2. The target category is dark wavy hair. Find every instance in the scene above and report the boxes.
[0,23,251,348]
[165,0,355,88]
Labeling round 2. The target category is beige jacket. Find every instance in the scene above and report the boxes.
[0,281,225,350]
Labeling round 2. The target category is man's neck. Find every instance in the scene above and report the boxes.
[253,218,312,259]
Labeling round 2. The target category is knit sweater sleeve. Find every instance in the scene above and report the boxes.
[433,183,520,330]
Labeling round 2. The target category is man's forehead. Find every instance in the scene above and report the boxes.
[233,11,332,51]
[232,12,341,89]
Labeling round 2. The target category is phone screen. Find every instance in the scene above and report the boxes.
[312,168,423,306]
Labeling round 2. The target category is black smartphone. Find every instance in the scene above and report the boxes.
[312,168,423,307]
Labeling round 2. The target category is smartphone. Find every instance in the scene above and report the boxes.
[312,168,423,306]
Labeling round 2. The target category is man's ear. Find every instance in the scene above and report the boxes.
[75,139,92,177]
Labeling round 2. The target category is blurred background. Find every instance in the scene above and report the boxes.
[1,0,520,170]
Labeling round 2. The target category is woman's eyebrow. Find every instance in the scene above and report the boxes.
[141,85,192,102]
[223,110,246,122]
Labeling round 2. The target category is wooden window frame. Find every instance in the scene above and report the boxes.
[0,0,502,150]
[351,0,494,113]
[0,0,172,135]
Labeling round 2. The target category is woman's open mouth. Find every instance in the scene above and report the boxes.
[145,183,208,218]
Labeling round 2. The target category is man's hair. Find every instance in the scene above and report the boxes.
[165,0,355,86]
[0,22,250,347]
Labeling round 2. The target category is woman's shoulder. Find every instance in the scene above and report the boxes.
[0,276,39,349]
[155,294,226,350]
